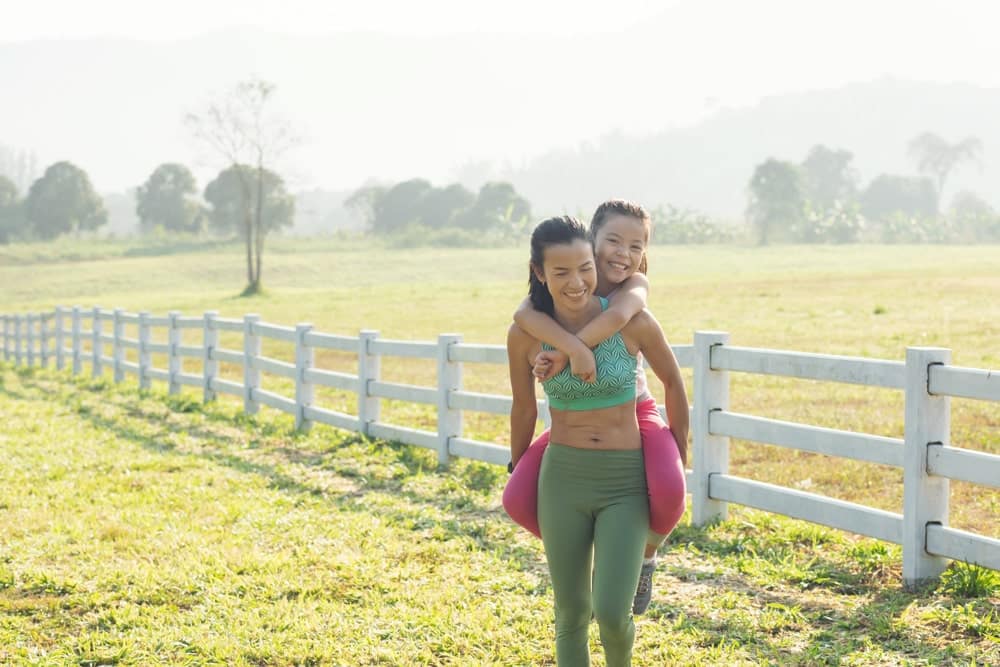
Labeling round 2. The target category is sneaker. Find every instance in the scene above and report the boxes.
[632,558,656,615]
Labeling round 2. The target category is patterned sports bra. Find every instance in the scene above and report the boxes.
[541,297,638,411]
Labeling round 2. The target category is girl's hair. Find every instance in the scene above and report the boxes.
[590,199,651,274]
[528,215,590,316]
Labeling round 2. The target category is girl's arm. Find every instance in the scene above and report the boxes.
[628,310,689,465]
[507,323,539,467]
[513,296,595,383]
[574,273,650,348]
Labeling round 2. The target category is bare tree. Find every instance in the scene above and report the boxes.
[907,132,983,209]
[186,78,297,294]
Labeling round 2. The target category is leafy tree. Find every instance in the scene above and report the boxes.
[455,181,532,234]
[860,174,937,221]
[24,161,107,240]
[419,183,475,229]
[186,77,298,295]
[746,158,804,245]
[801,145,858,212]
[343,184,386,230]
[949,190,1000,242]
[370,178,433,234]
[907,132,983,207]
[203,165,294,239]
[0,175,23,244]
[136,163,202,233]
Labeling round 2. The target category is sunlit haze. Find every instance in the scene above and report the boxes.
[3,0,1000,215]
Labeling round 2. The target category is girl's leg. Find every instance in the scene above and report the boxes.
[636,398,687,539]
[591,451,649,667]
[538,444,596,666]
[502,429,550,538]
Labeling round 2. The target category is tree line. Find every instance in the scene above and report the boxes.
[745,133,997,245]
[2,126,996,253]
[0,161,295,245]
[344,179,532,247]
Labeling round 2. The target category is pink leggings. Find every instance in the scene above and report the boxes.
[502,398,687,541]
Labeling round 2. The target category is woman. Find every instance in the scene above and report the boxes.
[504,199,689,615]
[507,215,688,666]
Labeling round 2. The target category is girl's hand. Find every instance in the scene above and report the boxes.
[532,350,569,381]
[569,348,597,384]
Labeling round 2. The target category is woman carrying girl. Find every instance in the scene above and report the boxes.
[504,200,689,615]
[507,214,688,665]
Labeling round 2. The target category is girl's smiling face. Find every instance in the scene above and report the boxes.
[592,214,648,286]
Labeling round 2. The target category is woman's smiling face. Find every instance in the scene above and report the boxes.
[535,238,597,312]
[592,214,648,286]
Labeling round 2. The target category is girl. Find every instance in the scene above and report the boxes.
[504,199,688,615]
[508,215,687,665]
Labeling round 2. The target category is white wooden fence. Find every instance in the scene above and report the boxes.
[2,307,998,588]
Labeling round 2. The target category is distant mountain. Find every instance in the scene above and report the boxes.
[500,78,1000,219]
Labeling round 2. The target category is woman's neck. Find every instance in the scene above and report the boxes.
[595,275,619,298]
[553,296,601,334]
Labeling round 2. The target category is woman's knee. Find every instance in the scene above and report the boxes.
[554,597,592,635]
[592,602,632,642]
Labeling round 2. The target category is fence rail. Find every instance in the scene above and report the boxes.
[1,307,997,587]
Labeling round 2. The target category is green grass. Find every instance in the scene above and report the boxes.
[2,365,998,665]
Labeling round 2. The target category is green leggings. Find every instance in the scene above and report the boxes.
[538,443,649,667]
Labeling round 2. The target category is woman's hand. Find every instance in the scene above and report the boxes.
[671,427,689,467]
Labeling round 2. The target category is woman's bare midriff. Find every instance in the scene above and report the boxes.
[548,401,641,451]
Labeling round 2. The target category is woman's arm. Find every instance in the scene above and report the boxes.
[574,273,650,348]
[507,323,539,467]
[628,310,690,465]
[513,296,595,383]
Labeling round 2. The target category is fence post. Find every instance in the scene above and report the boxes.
[357,330,380,436]
[436,333,463,466]
[903,346,951,589]
[138,312,151,390]
[15,314,23,366]
[112,308,125,383]
[26,313,35,367]
[167,311,181,395]
[243,314,260,414]
[203,311,218,403]
[71,306,82,375]
[295,323,315,431]
[2,314,8,361]
[92,306,103,378]
[39,312,49,368]
[55,307,65,370]
[691,330,731,526]
[14,314,23,366]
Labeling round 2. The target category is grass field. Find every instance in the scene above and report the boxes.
[1,239,999,663]
[1,367,997,665]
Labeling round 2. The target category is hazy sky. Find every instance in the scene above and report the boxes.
[4,0,1000,193]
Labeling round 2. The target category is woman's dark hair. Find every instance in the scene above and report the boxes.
[590,199,651,274]
[528,215,589,316]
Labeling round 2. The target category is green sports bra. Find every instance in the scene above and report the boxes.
[541,297,638,411]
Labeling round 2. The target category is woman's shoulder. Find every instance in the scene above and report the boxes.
[622,308,657,333]
[507,322,541,356]
[507,321,532,344]
[621,308,665,347]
